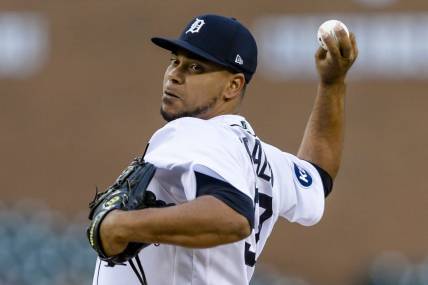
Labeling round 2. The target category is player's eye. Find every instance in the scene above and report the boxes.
[170,57,179,66]
[189,63,203,73]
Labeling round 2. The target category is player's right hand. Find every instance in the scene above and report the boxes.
[315,25,358,85]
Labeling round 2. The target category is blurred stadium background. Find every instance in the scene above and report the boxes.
[1,1,427,284]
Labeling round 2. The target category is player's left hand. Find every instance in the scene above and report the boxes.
[86,158,158,266]
[99,210,129,256]
[315,25,358,85]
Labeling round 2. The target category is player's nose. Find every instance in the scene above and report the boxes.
[166,66,185,85]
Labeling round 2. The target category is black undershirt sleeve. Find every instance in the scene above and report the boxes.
[195,172,254,229]
[308,162,333,198]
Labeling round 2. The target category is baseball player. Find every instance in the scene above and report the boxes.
[91,14,358,285]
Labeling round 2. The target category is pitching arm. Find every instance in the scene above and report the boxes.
[297,26,358,179]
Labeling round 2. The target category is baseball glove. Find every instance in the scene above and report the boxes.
[87,156,159,266]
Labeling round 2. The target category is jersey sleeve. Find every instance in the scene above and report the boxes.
[264,144,325,226]
[144,117,254,202]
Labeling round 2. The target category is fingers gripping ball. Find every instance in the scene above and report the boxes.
[87,157,158,266]
[317,19,349,50]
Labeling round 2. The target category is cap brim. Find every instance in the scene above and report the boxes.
[151,37,237,72]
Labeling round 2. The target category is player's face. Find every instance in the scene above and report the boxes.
[161,51,234,122]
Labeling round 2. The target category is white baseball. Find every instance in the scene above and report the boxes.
[317,20,349,50]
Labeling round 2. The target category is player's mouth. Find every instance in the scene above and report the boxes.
[163,91,180,99]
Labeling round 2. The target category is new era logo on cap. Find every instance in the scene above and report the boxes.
[235,54,243,65]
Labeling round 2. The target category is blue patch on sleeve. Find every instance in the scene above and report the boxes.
[293,163,313,188]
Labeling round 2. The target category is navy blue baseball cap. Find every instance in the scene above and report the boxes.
[151,14,258,83]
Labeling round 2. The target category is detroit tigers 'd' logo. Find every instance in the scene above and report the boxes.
[186,18,205,34]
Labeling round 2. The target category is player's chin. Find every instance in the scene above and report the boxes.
[160,106,181,122]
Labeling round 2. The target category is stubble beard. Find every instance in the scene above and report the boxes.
[160,96,218,122]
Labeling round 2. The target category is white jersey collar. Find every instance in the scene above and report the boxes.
[209,114,256,135]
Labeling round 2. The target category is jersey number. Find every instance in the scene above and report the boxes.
[244,191,273,267]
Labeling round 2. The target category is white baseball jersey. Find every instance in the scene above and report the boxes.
[93,114,325,285]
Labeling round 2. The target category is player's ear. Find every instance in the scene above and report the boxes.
[224,73,245,100]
